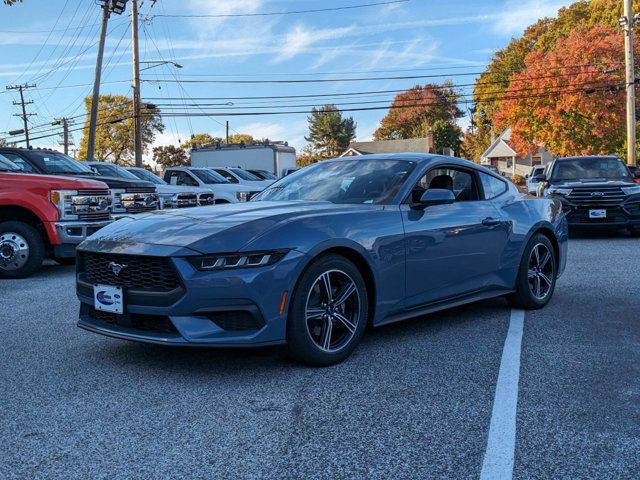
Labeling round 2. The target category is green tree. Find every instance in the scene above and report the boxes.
[152,145,188,169]
[305,104,356,158]
[78,95,164,165]
[432,120,462,154]
[181,133,222,151]
[229,133,254,144]
[374,83,462,140]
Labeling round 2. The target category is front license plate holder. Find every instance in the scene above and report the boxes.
[589,209,606,219]
[93,284,124,314]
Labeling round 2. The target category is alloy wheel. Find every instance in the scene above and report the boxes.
[527,243,554,300]
[305,269,361,353]
[0,232,30,272]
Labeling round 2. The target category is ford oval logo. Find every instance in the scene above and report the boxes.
[108,261,128,276]
[96,291,114,306]
[591,191,604,198]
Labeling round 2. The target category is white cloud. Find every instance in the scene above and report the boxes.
[492,0,573,35]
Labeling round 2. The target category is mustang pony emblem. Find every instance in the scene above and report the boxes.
[108,262,128,276]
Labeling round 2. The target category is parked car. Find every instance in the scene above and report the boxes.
[247,169,277,181]
[0,148,158,218]
[124,167,214,208]
[536,155,640,234]
[210,167,274,189]
[526,165,546,194]
[76,154,567,366]
[628,165,640,185]
[0,153,112,278]
[163,167,260,203]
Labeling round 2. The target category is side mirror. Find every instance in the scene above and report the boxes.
[532,174,546,182]
[412,188,455,210]
[633,171,640,179]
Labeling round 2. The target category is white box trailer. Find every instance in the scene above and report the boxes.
[190,143,297,178]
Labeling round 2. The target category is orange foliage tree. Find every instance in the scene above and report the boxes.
[494,26,637,157]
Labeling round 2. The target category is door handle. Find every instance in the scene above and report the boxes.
[482,217,502,226]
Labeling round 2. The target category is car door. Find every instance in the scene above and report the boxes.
[400,165,511,309]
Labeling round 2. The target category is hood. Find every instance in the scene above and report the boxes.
[69,173,155,190]
[0,172,109,190]
[553,178,636,188]
[81,201,361,253]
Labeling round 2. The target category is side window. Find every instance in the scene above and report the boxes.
[412,167,480,203]
[479,173,508,200]
[1,153,33,172]
[178,172,198,187]
[215,169,238,183]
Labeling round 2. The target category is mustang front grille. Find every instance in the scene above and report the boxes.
[78,252,181,292]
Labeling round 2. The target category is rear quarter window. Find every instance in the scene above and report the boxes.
[479,172,508,199]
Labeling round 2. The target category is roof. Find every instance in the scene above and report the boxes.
[555,155,622,162]
[342,138,433,156]
[481,128,517,159]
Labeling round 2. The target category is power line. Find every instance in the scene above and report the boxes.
[6,83,37,148]
[144,1,409,19]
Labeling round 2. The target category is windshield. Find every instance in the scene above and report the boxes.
[230,168,261,181]
[253,159,416,204]
[0,154,21,172]
[192,169,230,184]
[127,168,166,185]
[90,163,140,180]
[250,170,277,180]
[28,152,93,174]
[551,157,631,181]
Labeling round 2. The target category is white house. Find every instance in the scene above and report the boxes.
[481,128,554,177]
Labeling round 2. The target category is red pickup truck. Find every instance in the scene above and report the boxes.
[0,154,113,278]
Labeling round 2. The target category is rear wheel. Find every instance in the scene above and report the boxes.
[0,221,45,279]
[509,233,557,309]
[286,254,368,366]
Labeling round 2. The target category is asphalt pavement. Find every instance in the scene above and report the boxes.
[0,235,638,479]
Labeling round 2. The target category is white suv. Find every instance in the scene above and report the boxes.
[526,165,546,195]
[163,167,259,204]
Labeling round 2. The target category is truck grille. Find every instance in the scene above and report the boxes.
[78,189,110,196]
[125,187,156,194]
[176,193,198,207]
[566,186,626,206]
[198,193,214,206]
[78,252,181,292]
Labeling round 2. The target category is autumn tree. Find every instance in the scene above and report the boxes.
[181,133,222,151]
[153,145,188,169]
[229,134,254,144]
[494,26,635,157]
[305,105,356,158]
[78,95,164,165]
[374,83,462,140]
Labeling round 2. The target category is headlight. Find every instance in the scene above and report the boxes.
[50,190,112,220]
[236,191,250,202]
[547,187,573,196]
[189,250,289,271]
[622,185,640,195]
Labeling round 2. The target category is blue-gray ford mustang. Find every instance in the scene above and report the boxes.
[76,154,568,366]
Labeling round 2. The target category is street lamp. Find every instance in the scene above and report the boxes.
[139,61,183,72]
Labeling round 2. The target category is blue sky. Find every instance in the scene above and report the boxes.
[0,0,573,159]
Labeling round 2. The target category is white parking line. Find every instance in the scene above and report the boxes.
[480,308,525,480]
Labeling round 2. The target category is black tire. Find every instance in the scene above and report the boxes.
[508,233,557,310]
[0,221,46,279]
[286,254,369,366]
[54,256,76,266]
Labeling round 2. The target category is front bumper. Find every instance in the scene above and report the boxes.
[552,196,640,229]
[52,219,112,257]
[76,248,306,347]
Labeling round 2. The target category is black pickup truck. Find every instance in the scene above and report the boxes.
[0,148,158,218]
[535,155,640,234]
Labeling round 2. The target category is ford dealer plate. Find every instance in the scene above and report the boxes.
[93,284,124,314]
[589,209,606,219]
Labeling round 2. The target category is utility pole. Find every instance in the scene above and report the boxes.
[131,0,143,167]
[6,83,36,148]
[52,118,71,155]
[225,121,230,144]
[87,1,127,161]
[621,0,639,166]
[87,2,111,161]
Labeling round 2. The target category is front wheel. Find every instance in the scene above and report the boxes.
[508,233,557,309]
[0,221,46,279]
[286,254,368,366]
